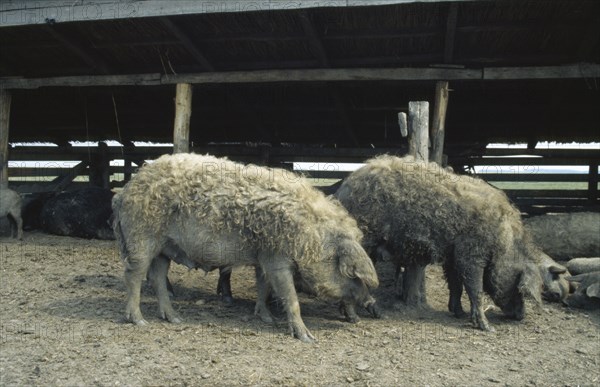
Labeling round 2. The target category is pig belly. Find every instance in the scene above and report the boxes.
[166,220,257,268]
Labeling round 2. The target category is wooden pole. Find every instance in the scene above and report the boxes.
[0,88,11,187]
[430,81,449,165]
[403,100,429,307]
[173,83,193,154]
[589,163,599,204]
[89,142,110,189]
[408,101,429,162]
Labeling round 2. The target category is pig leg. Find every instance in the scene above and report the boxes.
[217,267,234,304]
[394,263,404,298]
[260,260,315,343]
[460,264,494,332]
[444,261,466,317]
[148,254,182,323]
[254,266,274,323]
[123,241,159,326]
[402,262,427,308]
[8,213,23,240]
[340,301,360,323]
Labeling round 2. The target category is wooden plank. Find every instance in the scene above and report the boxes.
[478,173,589,182]
[519,205,600,215]
[0,0,475,27]
[298,170,350,180]
[1,73,162,89]
[0,88,10,187]
[443,3,459,63]
[159,17,214,71]
[505,189,590,198]
[455,157,598,166]
[49,161,88,192]
[512,197,595,206]
[4,64,600,90]
[483,148,600,158]
[173,83,193,153]
[43,24,109,74]
[484,63,600,80]
[430,81,449,164]
[408,101,429,162]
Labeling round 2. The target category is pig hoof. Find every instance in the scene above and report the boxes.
[259,314,273,324]
[366,303,382,319]
[221,296,234,305]
[345,315,360,324]
[134,318,149,326]
[168,316,183,324]
[296,332,316,343]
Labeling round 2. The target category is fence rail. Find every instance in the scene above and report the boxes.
[6,145,599,214]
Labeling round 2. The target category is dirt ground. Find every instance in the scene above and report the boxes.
[1,232,598,386]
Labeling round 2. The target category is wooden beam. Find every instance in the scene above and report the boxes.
[483,63,600,80]
[298,10,358,146]
[430,81,449,164]
[0,1,475,27]
[298,11,329,67]
[443,3,459,63]
[578,18,600,60]
[0,88,10,186]
[173,83,193,153]
[2,64,599,90]
[43,25,109,74]
[49,161,89,192]
[407,101,429,162]
[159,17,214,72]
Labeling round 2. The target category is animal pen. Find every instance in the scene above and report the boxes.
[2,1,600,386]
[1,0,599,211]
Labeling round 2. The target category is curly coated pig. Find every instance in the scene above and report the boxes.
[335,155,550,331]
[112,153,379,342]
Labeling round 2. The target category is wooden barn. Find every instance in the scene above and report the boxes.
[1,0,599,214]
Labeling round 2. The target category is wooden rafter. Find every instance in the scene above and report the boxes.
[444,3,459,63]
[298,11,359,146]
[43,25,110,74]
[158,17,214,72]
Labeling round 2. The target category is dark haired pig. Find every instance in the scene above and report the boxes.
[336,155,545,331]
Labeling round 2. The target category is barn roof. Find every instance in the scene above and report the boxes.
[1,0,599,154]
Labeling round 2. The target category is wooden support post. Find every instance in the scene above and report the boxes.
[589,163,599,204]
[430,81,449,165]
[408,101,429,162]
[0,88,11,187]
[173,83,193,154]
[89,142,110,189]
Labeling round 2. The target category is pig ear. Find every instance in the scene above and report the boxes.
[586,283,600,298]
[549,264,567,275]
[519,263,542,304]
[337,243,379,288]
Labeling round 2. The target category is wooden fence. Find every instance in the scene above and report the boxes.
[6,144,599,214]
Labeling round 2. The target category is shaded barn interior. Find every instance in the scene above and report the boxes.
[1,0,599,214]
